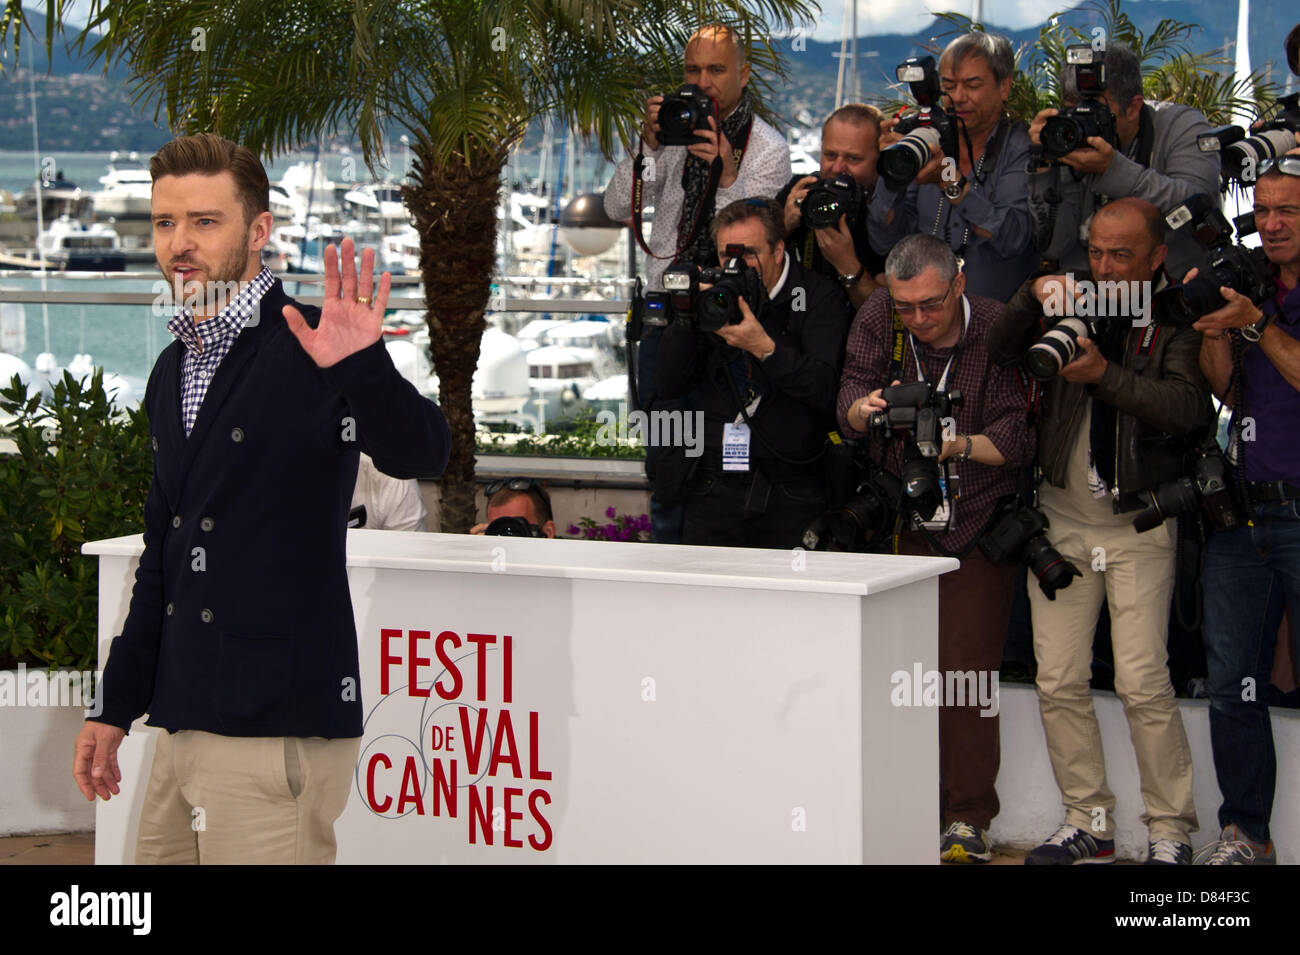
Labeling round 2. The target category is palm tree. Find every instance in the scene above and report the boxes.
[0,0,816,531]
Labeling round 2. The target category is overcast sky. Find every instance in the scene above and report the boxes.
[807,0,1087,41]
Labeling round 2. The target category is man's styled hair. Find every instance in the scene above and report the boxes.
[885,233,960,284]
[825,102,884,138]
[1059,41,1143,110]
[491,488,552,525]
[710,197,783,248]
[940,31,1015,84]
[688,23,747,67]
[150,133,270,226]
[1094,196,1166,249]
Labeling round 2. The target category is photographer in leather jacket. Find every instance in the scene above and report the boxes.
[989,197,1212,865]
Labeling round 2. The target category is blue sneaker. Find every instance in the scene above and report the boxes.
[1145,838,1192,865]
[940,821,992,863]
[1026,824,1115,865]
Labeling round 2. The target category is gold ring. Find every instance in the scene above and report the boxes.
[356,296,372,305]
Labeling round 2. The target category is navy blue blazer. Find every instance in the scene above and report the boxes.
[97,279,450,738]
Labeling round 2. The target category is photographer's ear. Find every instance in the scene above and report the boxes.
[1149,242,1169,275]
[542,520,556,539]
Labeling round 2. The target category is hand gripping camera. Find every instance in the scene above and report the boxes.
[878,56,961,189]
[868,381,962,522]
[662,244,766,334]
[1197,92,1300,186]
[1150,194,1275,328]
[1131,433,1244,534]
[1041,45,1119,161]
[657,84,717,147]
[801,174,865,230]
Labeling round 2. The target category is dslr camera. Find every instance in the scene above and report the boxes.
[662,244,766,334]
[869,381,962,521]
[1151,194,1274,327]
[657,84,716,146]
[1131,433,1244,534]
[1041,45,1119,161]
[1024,313,1107,381]
[801,174,865,230]
[978,497,1081,599]
[1197,92,1300,186]
[879,56,960,189]
[485,516,546,537]
[802,441,901,553]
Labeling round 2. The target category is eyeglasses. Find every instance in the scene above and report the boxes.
[891,284,952,318]
[1258,156,1300,178]
[484,477,551,515]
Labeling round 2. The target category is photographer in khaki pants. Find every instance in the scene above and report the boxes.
[990,197,1210,865]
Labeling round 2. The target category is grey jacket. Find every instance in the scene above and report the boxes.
[1028,100,1222,283]
[988,270,1213,511]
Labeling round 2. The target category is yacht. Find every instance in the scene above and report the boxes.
[93,152,153,220]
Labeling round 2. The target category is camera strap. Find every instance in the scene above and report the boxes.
[1129,320,1161,372]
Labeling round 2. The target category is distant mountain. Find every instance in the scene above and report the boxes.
[0,1,1295,153]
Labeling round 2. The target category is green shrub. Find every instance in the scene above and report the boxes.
[0,371,152,670]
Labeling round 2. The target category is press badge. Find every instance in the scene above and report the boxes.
[723,422,751,471]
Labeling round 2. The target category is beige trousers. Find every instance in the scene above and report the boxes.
[134,730,361,865]
[1028,511,1198,842]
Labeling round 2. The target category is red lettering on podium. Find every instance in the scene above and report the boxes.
[408,629,431,698]
[434,630,462,700]
[365,753,392,813]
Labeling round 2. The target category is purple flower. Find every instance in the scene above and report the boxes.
[567,524,580,536]
[605,505,618,519]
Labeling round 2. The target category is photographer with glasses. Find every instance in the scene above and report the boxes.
[1192,146,1300,865]
[470,478,557,539]
[837,233,1034,863]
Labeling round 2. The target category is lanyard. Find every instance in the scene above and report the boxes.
[908,295,970,393]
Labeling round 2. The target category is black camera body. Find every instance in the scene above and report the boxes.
[657,84,716,146]
[663,247,766,334]
[1151,194,1275,328]
[1041,45,1119,161]
[801,174,865,230]
[879,56,961,189]
[1132,434,1244,534]
[802,444,901,554]
[869,381,962,521]
[485,516,545,537]
[978,498,1081,599]
[1197,93,1300,185]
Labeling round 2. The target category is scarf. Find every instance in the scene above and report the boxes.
[676,86,755,266]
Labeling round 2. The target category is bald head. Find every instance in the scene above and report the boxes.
[1093,197,1166,251]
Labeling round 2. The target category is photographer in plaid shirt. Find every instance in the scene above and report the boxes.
[837,233,1035,863]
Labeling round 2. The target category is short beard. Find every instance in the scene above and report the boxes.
[161,235,253,314]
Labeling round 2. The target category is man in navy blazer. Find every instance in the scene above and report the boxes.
[71,133,450,864]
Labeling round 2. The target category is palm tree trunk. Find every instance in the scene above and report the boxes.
[405,145,503,532]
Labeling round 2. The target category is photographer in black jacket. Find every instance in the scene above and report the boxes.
[657,198,852,547]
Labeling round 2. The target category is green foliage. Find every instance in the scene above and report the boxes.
[475,409,645,458]
[0,371,152,670]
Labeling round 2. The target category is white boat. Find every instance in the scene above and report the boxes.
[93,152,153,220]
[268,183,304,222]
[526,343,599,402]
[36,215,127,271]
[344,182,408,228]
[381,223,421,273]
[277,161,341,220]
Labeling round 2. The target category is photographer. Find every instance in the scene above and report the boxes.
[989,197,1210,865]
[470,478,557,538]
[837,234,1033,863]
[603,23,792,543]
[867,32,1037,303]
[656,198,851,548]
[1193,149,1300,865]
[1028,41,1221,283]
[776,103,887,308]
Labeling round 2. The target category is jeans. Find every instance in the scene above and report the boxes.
[1203,500,1300,842]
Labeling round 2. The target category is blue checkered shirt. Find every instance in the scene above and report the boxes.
[165,267,275,436]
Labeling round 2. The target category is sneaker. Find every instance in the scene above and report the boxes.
[1194,825,1277,865]
[1145,838,1192,865]
[1025,824,1115,865]
[940,821,992,863]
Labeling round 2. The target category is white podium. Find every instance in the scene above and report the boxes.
[85,531,956,864]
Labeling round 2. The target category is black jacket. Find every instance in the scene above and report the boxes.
[988,271,1211,509]
[96,280,450,737]
[657,255,852,471]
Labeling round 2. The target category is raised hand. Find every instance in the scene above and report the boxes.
[283,237,392,368]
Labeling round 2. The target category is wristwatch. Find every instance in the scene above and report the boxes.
[1241,311,1271,343]
[839,265,865,289]
[957,435,974,461]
